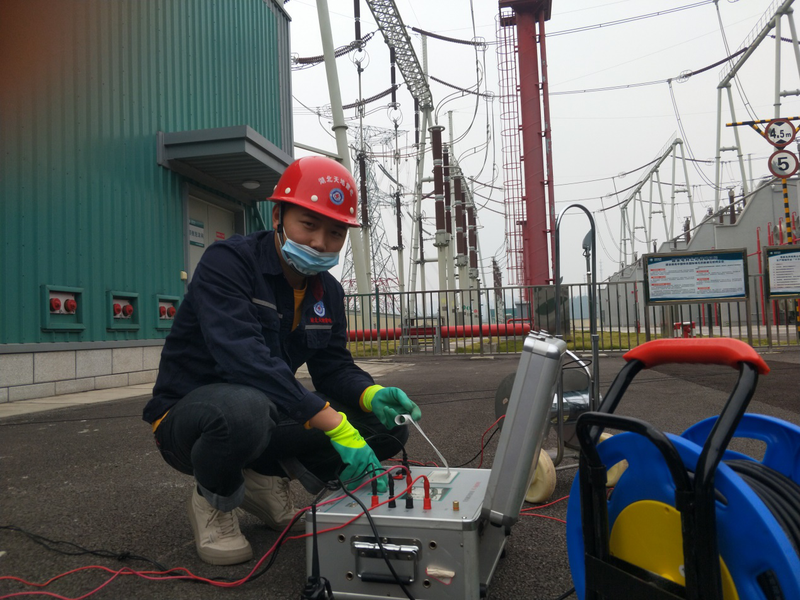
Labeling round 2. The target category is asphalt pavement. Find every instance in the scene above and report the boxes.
[1,347,798,600]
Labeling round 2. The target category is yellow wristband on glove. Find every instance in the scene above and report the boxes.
[324,412,366,449]
[360,385,384,412]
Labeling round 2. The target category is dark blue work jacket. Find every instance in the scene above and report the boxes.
[143,230,373,425]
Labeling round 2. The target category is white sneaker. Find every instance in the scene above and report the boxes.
[187,490,253,565]
[240,469,303,532]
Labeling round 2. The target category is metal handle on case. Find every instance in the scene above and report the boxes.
[353,541,419,560]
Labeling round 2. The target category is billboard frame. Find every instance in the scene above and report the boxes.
[762,244,800,347]
[642,249,752,344]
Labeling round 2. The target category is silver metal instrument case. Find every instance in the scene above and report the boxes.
[306,331,567,599]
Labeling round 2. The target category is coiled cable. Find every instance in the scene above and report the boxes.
[725,459,800,554]
[724,459,800,599]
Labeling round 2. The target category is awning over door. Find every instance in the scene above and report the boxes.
[157,126,293,204]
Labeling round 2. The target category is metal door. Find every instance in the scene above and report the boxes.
[187,196,236,281]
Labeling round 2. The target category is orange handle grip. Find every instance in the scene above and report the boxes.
[623,338,770,375]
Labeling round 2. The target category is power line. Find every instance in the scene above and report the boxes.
[292,31,377,69]
[551,45,749,96]
[430,75,494,99]
[409,26,486,48]
[547,1,715,37]
[668,81,718,189]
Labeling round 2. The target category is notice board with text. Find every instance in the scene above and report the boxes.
[643,249,749,305]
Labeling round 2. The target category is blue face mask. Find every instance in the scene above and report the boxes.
[279,236,340,276]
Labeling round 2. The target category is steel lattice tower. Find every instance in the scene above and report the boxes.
[340,126,400,296]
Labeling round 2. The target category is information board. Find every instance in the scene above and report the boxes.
[644,249,748,304]
[189,219,205,248]
[764,245,800,299]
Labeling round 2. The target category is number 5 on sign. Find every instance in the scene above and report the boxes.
[768,150,799,178]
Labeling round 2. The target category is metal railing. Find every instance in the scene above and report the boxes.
[344,277,799,358]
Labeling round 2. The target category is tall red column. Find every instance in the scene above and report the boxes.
[499,0,552,286]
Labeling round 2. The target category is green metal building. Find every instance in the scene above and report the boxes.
[1,0,292,401]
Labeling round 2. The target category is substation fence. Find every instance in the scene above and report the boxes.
[344,277,798,358]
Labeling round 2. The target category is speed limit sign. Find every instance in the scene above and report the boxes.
[765,118,796,148]
[768,149,799,178]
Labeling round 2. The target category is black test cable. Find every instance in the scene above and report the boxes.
[1,429,575,597]
[671,458,800,600]
[2,495,314,591]
[725,459,800,552]
[346,434,577,600]
[302,494,336,600]
[453,426,501,467]
[336,432,415,592]
[0,435,406,595]
[338,474,416,600]
[300,431,413,599]
[0,525,170,572]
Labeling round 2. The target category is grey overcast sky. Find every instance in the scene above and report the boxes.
[284,0,800,286]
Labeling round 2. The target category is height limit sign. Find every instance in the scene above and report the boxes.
[765,118,796,148]
[764,119,798,179]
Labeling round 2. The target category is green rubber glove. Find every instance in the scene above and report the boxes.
[325,412,387,493]
[361,385,422,430]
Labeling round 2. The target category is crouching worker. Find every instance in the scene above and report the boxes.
[143,156,421,565]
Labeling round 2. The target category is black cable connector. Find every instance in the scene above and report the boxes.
[388,475,397,508]
[301,577,334,600]
[402,448,411,478]
[301,503,335,599]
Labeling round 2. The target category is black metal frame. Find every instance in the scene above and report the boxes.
[576,358,761,600]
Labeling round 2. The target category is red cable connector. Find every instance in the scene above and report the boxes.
[422,476,432,510]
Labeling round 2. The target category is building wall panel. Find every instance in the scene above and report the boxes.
[1,0,292,345]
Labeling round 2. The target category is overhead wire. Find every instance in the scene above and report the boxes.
[292,30,377,69]
[342,85,401,111]
[292,0,765,286]
[409,26,486,48]
[470,25,500,187]
[668,81,719,189]
[556,157,663,187]
[714,1,759,123]
[547,1,715,37]
[540,27,759,272]
[430,75,493,99]
[550,45,749,96]
[420,0,500,278]
[293,94,337,141]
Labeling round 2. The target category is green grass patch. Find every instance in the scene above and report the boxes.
[455,331,671,354]
[346,341,400,358]
[355,331,799,357]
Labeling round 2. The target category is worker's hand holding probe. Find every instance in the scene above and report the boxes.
[325,412,388,493]
[361,385,422,430]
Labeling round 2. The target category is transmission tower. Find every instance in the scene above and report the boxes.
[713,0,800,210]
[341,126,400,296]
[616,135,695,268]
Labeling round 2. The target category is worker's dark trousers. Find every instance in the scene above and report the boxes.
[153,383,409,511]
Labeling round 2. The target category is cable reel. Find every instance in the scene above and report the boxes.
[565,338,800,600]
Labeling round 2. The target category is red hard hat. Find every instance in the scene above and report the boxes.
[269,156,361,227]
